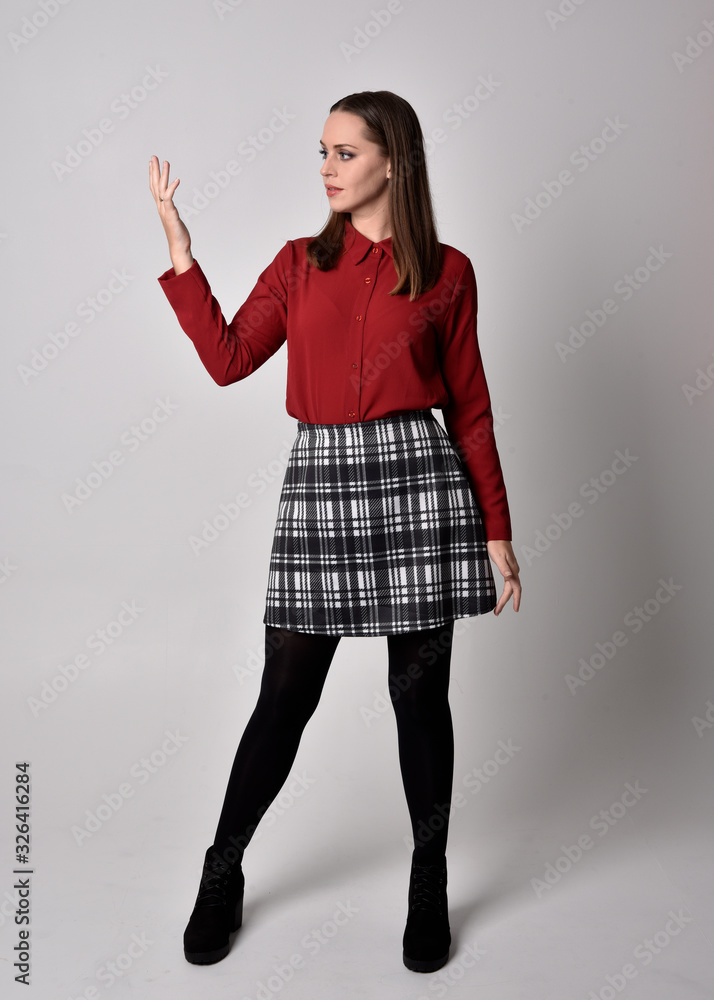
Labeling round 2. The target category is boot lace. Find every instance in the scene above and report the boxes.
[410,862,447,914]
[196,854,233,906]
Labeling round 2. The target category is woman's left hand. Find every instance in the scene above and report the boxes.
[486,540,521,615]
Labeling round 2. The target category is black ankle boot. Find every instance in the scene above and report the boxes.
[402,853,451,973]
[183,845,245,965]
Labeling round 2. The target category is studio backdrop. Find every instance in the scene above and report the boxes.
[1,1,712,997]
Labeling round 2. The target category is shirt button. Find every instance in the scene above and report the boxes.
[348,410,356,417]
[364,277,371,283]
[355,315,362,321]
[371,247,379,254]
[352,362,358,368]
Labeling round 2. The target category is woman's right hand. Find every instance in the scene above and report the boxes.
[149,155,194,273]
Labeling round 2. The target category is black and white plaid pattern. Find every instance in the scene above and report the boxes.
[262,409,497,636]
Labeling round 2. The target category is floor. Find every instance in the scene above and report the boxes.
[28,813,714,999]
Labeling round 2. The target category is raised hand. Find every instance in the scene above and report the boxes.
[149,155,194,274]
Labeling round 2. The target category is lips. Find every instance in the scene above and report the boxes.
[325,185,342,192]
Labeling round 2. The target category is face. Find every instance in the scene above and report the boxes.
[319,110,391,220]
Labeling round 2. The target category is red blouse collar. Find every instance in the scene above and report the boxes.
[343,217,394,263]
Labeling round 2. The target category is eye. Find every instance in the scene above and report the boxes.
[318,148,352,160]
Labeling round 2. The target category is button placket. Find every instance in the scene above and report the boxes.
[349,249,382,420]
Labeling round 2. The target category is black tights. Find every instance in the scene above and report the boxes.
[212,621,455,866]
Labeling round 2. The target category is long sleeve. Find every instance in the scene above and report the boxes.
[157,246,290,386]
[437,258,512,541]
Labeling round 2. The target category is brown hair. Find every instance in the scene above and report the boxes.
[306,90,442,301]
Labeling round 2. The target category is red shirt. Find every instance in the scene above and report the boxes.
[157,218,512,541]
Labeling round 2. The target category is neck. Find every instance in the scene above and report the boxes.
[347,213,391,243]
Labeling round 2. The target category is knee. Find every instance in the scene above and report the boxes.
[388,671,449,723]
[256,662,325,729]
[256,682,318,731]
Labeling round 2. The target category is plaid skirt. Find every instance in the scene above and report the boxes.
[262,409,497,636]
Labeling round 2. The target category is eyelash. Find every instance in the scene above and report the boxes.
[318,148,352,160]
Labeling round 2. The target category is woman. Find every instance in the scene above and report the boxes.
[149,89,521,975]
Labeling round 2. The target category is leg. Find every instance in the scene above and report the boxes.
[184,624,341,965]
[387,620,455,864]
[388,620,455,972]
[212,624,341,863]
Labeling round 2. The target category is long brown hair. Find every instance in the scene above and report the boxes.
[306,91,442,301]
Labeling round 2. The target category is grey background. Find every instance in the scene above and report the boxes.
[1,0,712,997]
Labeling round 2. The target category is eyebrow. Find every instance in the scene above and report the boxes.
[319,140,359,149]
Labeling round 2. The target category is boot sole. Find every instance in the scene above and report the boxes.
[183,895,243,965]
[184,941,232,965]
[403,947,450,973]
